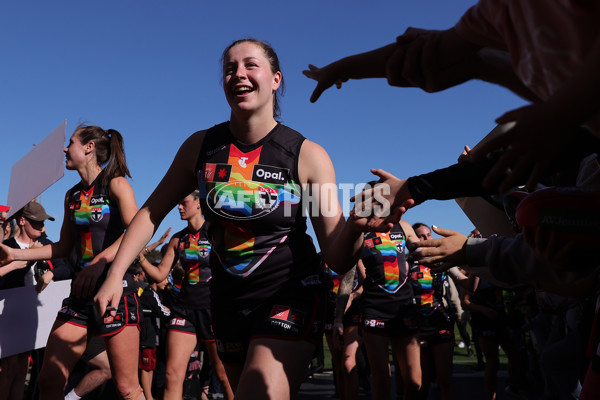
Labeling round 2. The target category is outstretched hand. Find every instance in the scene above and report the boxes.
[412,225,468,270]
[303,64,347,103]
[471,104,572,192]
[350,169,414,232]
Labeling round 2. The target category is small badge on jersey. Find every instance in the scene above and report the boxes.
[91,207,103,222]
[203,163,232,182]
[251,164,289,184]
[364,236,382,248]
[198,246,210,258]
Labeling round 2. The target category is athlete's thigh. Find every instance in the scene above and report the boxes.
[391,334,421,380]
[165,329,198,379]
[235,337,315,400]
[42,319,88,378]
[103,325,140,386]
[361,330,391,374]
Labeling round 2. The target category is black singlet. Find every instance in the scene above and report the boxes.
[175,224,212,309]
[196,122,322,310]
[361,223,414,318]
[66,171,124,273]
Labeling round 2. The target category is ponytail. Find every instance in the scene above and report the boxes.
[75,124,131,187]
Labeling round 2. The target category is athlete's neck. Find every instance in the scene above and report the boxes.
[78,164,103,188]
[229,112,277,145]
[187,213,205,232]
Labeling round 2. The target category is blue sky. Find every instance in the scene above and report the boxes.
[0,0,527,247]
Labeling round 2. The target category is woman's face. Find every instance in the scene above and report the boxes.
[64,132,89,170]
[178,195,200,221]
[223,42,281,117]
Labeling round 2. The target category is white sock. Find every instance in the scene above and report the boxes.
[64,389,82,400]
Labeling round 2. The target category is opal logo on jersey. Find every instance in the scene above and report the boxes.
[389,233,404,241]
[90,196,106,205]
[252,164,288,184]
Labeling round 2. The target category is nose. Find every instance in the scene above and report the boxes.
[234,66,247,80]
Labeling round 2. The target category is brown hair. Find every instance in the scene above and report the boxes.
[221,38,285,119]
[75,124,131,187]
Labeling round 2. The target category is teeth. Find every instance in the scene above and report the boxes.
[234,86,253,94]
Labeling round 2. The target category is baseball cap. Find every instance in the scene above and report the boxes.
[22,201,55,222]
[0,204,9,212]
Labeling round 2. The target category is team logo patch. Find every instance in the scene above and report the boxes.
[256,187,278,210]
[198,246,209,257]
[91,207,103,222]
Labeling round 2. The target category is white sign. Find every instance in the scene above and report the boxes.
[0,280,70,358]
[6,121,66,219]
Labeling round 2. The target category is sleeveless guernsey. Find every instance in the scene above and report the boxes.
[176,224,212,309]
[410,264,445,317]
[196,122,321,310]
[66,171,124,273]
[361,223,414,318]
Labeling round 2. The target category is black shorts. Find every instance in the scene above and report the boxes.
[57,293,140,337]
[361,304,419,337]
[212,287,326,364]
[419,309,454,348]
[168,306,214,342]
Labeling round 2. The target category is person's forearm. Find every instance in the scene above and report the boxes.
[322,221,363,274]
[475,48,541,102]
[0,261,28,276]
[330,43,398,81]
[407,156,501,204]
[138,256,169,282]
[10,242,70,263]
